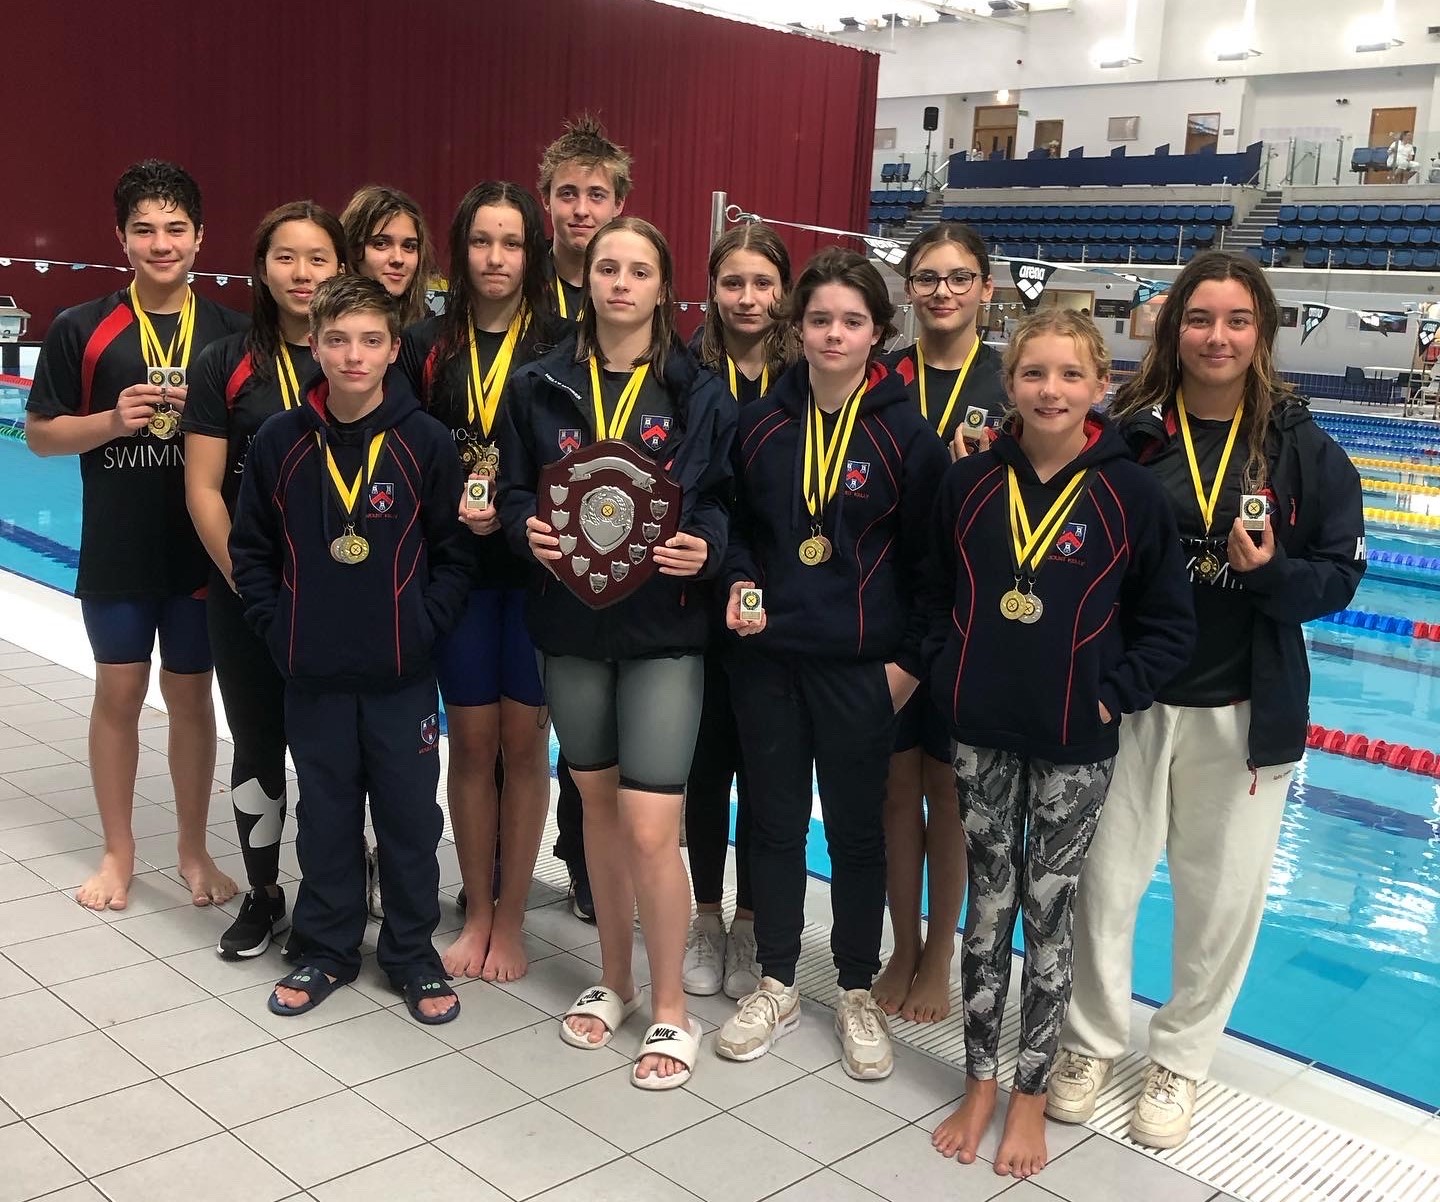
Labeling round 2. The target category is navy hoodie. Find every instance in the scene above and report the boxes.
[1123,394,1365,767]
[497,336,736,661]
[229,377,472,690]
[923,416,1195,764]
[725,359,949,678]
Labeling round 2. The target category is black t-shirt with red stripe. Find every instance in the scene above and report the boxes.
[181,332,318,515]
[26,288,248,598]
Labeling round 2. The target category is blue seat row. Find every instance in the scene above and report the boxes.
[990,244,1197,265]
[969,222,1217,246]
[869,189,926,205]
[1262,226,1440,248]
[868,205,915,222]
[1278,203,1440,225]
[1247,246,1440,271]
[879,163,911,184]
[941,202,1235,224]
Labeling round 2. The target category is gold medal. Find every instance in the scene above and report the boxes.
[815,534,833,563]
[799,537,827,566]
[1000,589,1027,620]
[148,407,177,440]
[330,531,370,565]
[1019,593,1044,624]
[474,442,500,478]
[1196,549,1223,583]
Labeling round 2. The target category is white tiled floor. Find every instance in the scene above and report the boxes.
[0,606,1428,1202]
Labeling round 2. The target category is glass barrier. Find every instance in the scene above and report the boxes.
[1261,133,1440,189]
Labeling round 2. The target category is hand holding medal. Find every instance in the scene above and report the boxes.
[1226,511,1274,572]
[458,477,500,536]
[130,281,195,442]
[727,580,767,636]
[112,384,165,438]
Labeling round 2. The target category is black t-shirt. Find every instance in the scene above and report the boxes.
[545,254,584,325]
[889,339,1008,444]
[182,333,317,515]
[600,367,675,461]
[27,289,248,598]
[730,364,768,406]
[1148,413,1254,706]
[398,316,535,589]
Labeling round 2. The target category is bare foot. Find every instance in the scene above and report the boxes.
[933,1076,997,1164]
[274,971,335,1009]
[871,949,917,1017]
[900,940,954,1024]
[76,850,134,911]
[994,1090,1048,1178]
[443,919,492,979]
[481,920,529,983]
[178,852,238,907]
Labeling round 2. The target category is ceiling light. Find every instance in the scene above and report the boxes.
[1217,47,1260,60]
[1099,56,1141,68]
[1356,37,1403,51]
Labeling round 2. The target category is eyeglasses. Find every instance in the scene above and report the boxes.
[907,269,981,297]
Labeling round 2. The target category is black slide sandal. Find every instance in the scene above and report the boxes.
[268,965,338,1016]
[401,975,461,1025]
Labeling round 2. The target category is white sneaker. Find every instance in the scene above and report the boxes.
[723,917,760,999]
[1045,1050,1112,1123]
[715,977,801,1061]
[835,988,893,1080]
[682,913,725,996]
[365,842,384,921]
[1129,1062,1198,1149]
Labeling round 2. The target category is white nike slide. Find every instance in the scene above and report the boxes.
[631,1016,704,1091]
[559,985,645,1050]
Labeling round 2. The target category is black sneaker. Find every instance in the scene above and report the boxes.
[217,888,287,960]
[569,869,596,923]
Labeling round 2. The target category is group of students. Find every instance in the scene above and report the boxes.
[25,115,1366,1179]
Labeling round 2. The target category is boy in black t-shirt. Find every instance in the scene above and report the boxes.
[25,160,247,912]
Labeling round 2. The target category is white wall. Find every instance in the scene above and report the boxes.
[873,95,949,184]
[1244,67,1439,148]
[1015,78,1247,157]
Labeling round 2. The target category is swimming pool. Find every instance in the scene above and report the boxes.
[6,384,1440,1108]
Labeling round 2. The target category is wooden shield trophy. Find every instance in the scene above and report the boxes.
[537,439,682,609]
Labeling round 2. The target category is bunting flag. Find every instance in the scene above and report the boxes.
[1418,318,1439,354]
[1127,279,1169,313]
[1008,259,1057,313]
[1300,303,1331,345]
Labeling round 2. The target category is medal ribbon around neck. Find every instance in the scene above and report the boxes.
[803,381,867,524]
[466,307,527,434]
[316,431,389,525]
[1006,465,1091,579]
[1176,389,1243,536]
[129,280,196,370]
[276,344,303,411]
[915,334,980,436]
[588,356,650,440]
[726,356,770,402]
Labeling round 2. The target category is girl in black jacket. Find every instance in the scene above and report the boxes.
[925,311,1193,1180]
[1051,251,1366,1153]
[499,216,734,1091]
[716,249,948,1082]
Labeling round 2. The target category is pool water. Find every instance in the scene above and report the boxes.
[7,384,1440,1106]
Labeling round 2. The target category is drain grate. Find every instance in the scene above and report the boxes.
[495,804,1440,1201]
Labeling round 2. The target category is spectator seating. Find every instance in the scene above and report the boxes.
[878,163,912,186]
[867,188,928,225]
[1252,202,1440,270]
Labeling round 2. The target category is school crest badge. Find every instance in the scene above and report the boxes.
[1056,522,1087,557]
[844,460,870,493]
[368,482,394,514]
[558,428,582,456]
[419,713,439,749]
[640,414,671,452]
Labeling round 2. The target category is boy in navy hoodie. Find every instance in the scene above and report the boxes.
[230,275,471,1023]
[924,312,1193,1178]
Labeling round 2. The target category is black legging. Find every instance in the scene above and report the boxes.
[207,576,288,890]
[685,649,752,910]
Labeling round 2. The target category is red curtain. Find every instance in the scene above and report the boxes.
[9,0,877,337]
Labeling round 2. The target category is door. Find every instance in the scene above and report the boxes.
[1368,106,1417,184]
[974,105,1019,161]
[1034,120,1063,157]
[1184,112,1220,154]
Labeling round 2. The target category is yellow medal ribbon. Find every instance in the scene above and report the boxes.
[129,280,196,371]
[588,356,650,440]
[915,334,980,436]
[726,356,770,402]
[1006,466,1090,573]
[466,307,527,435]
[554,276,568,319]
[1175,389,1243,535]
[316,431,389,522]
[276,344,302,411]
[802,382,867,522]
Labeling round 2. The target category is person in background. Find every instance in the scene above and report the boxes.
[341,185,436,329]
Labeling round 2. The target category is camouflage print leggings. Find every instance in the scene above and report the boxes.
[953,743,1115,1095]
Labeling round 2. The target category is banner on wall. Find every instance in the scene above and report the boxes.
[1009,260,1057,313]
[1300,303,1331,345]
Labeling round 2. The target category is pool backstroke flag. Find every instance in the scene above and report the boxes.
[1127,278,1169,314]
[1419,318,1439,354]
[1009,259,1056,313]
[1300,303,1330,345]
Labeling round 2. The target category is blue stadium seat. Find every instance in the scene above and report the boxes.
[1278,204,1298,223]
[1318,205,1339,223]
[1152,246,1177,265]
[1301,226,1323,245]
[1387,228,1409,246]
[1298,205,1318,223]
[1412,229,1434,248]
[1103,204,1124,221]
[1121,205,1142,222]
[1380,205,1403,223]
[1073,205,1093,222]
[1043,205,1061,222]
[1141,205,1161,222]
[1193,204,1215,223]
[1085,223,1104,242]
[1137,246,1157,263]
[996,204,1014,221]
[1393,250,1415,270]
[1365,228,1388,246]
[1339,205,1361,223]
[1343,226,1364,245]
[1416,250,1439,270]
[1121,224,1140,242]
[1261,227,1282,246]
[1359,204,1381,223]
[1180,246,1197,263]
[1101,246,1122,263]
[1191,225,1217,247]
[1058,205,1077,220]
[1303,248,1327,269]
[1345,249,1368,268]
[1158,205,1178,222]
[1425,205,1440,223]
[1280,225,1303,246]
[1139,224,1159,243]
[1157,224,1179,245]
[1322,226,1343,246]
[1213,204,1234,224]
[1403,204,1425,223]
[1176,204,1196,223]
[1368,249,1389,269]
[880,164,898,183]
